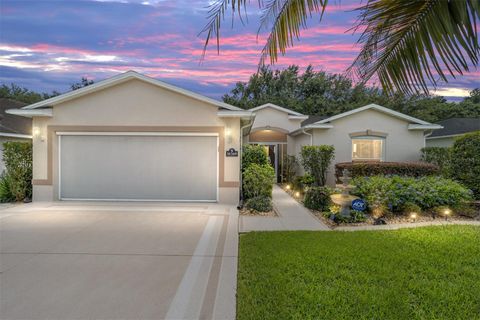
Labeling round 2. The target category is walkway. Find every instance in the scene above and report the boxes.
[239,185,330,232]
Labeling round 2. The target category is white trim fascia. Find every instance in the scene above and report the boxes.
[217,110,254,118]
[21,71,243,111]
[426,133,463,140]
[314,104,431,126]
[56,131,219,137]
[288,115,309,120]
[408,124,443,130]
[0,133,32,139]
[289,124,333,136]
[249,103,305,116]
[6,108,52,117]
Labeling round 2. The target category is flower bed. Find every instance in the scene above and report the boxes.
[281,175,479,228]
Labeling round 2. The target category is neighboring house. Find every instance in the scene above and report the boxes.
[0,98,32,172]
[7,71,442,203]
[425,118,480,147]
[246,103,442,185]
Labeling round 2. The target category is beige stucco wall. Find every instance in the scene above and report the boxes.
[425,136,455,148]
[291,109,427,185]
[251,107,303,133]
[32,79,240,204]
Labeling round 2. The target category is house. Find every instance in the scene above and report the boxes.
[7,71,442,203]
[7,71,251,203]
[425,118,480,147]
[0,98,32,172]
[246,103,442,185]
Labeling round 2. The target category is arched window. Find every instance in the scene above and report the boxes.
[351,136,385,161]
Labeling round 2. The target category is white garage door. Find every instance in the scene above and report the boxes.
[58,133,218,201]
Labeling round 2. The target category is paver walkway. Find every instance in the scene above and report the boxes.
[239,185,330,232]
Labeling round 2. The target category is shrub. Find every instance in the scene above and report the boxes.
[281,154,297,183]
[300,145,335,186]
[352,175,472,215]
[2,141,32,201]
[350,210,367,223]
[292,174,314,192]
[450,132,480,199]
[402,202,422,215]
[245,196,272,212]
[304,186,332,211]
[335,161,439,182]
[243,163,275,200]
[0,173,15,203]
[421,147,452,176]
[242,144,269,170]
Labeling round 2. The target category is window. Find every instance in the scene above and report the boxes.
[352,137,384,161]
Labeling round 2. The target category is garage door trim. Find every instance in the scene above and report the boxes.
[57,132,219,202]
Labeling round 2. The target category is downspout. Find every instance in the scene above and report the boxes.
[302,128,313,146]
[238,117,255,209]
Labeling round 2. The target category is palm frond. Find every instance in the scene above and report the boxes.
[348,0,480,95]
[258,0,328,65]
[199,0,252,58]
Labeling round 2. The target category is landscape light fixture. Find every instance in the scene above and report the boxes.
[410,212,417,222]
[295,191,300,198]
[444,208,451,220]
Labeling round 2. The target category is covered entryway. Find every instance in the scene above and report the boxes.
[58,132,218,201]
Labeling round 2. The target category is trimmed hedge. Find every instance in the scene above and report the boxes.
[245,196,272,212]
[335,161,439,182]
[450,132,480,199]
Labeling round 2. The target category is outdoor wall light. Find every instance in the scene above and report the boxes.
[33,127,45,142]
[225,126,232,144]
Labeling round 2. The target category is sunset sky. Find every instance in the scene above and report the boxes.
[1,0,478,100]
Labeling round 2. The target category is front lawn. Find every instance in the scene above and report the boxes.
[237,226,480,320]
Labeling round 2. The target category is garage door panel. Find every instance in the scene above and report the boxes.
[59,135,218,201]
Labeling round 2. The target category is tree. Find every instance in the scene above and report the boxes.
[0,83,59,104]
[223,65,480,123]
[71,77,94,91]
[201,0,479,96]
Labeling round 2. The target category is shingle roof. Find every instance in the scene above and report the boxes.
[0,98,32,135]
[428,118,480,138]
[301,115,328,126]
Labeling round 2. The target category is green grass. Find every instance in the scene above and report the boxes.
[237,226,480,320]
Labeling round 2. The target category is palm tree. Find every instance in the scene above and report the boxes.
[201,0,479,95]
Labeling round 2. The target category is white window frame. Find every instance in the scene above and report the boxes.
[57,132,219,202]
[351,136,386,161]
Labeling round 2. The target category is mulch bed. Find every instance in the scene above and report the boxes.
[239,207,278,217]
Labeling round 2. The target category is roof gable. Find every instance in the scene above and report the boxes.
[249,103,306,118]
[21,71,243,111]
[312,104,432,125]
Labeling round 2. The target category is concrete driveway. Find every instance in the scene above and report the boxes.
[0,202,238,319]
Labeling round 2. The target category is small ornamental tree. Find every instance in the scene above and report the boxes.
[300,145,335,186]
[282,154,297,183]
[242,164,275,200]
[451,132,480,199]
[242,144,268,170]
